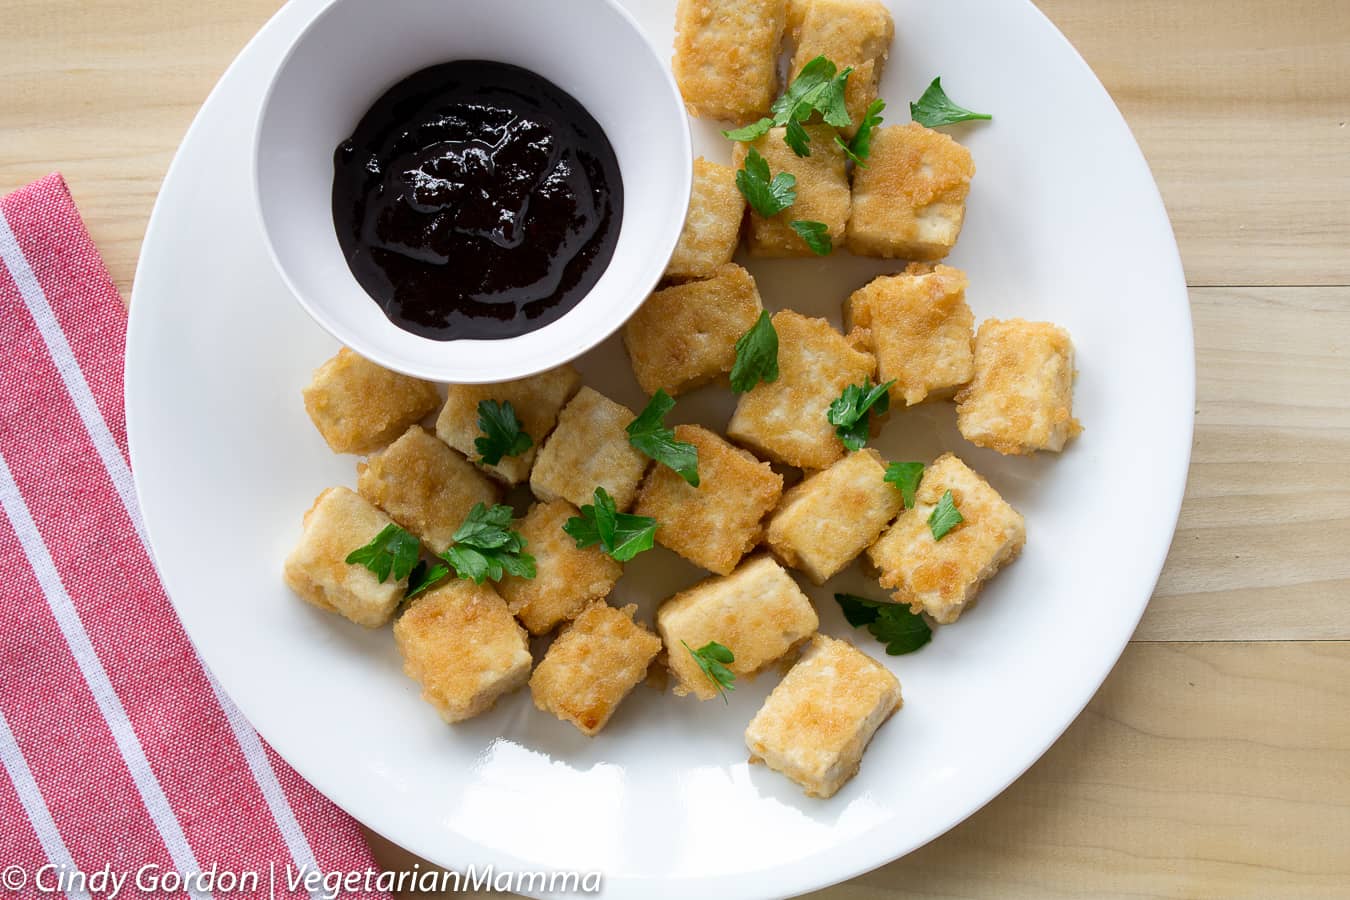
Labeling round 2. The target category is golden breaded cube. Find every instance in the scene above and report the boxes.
[393,580,532,723]
[867,453,1025,624]
[633,425,783,575]
[727,310,876,469]
[530,603,662,735]
[673,0,787,122]
[302,348,440,455]
[955,319,1082,455]
[656,555,819,700]
[530,387,650,511]
[283,487,407,628]
[356,425,498,555]
[845,264,975,406]
[787,0,894,137]
[734,126,851,257]
[497,500,623,636]
[665,159,746,280]
[624,264,763,397]
[745,634,901,798]
[765,448,902,584]
[847,123,975,261]
[435,366,581,485]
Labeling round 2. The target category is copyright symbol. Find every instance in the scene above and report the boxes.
[1,865,26,891]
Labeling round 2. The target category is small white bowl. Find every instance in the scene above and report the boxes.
[254,0,691,383]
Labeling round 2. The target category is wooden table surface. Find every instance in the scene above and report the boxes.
[4,1,1346,896]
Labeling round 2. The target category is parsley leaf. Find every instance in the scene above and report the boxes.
[562,487,658,563]
[910,77,991,128]
[826,378,896,451]
[723,117,774,142]
[834,593,932,655]
[627,390,699,487]
[884,461,925,509]
[345,523,420,583]
[404,560,449,601]
[736,147,797,218]
[927,490,964,540]
[440,503,536,584]
[730,310,779,393]
[836,98,886,165]
[474,399,533,466]
[770,57,854,155]
[682,640,736,703]
[790,220,832,255]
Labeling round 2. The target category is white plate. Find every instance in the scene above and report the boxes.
[125,1,1193,898]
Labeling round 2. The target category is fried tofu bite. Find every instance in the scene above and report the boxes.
[765,448,902,584]
[727,311,876,469]
[530,387,650,511]
[497,499,623,636]
[393,579,532,723]
[283,487,407,628]
[665,159,746,281]
[847,123,975,261]
[745,634,901,798]
[356,425,498,555]
[624,264,764,398]
[845,264,975,406]
[734,126,851,256]
[530,603,662,735]
[955,319,1082,455]
[786,0,894,137]
[435,366,582,485]
[634,425,783,575]
[673,0,788,122]
[867,453,1025,624]
[302,348,440,455]
[657,555,819,700]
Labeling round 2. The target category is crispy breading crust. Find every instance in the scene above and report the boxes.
[283,487,407,628]
[734,125,851,257]
[727,310,876,469]
[844,263,975,405]
[302,348,440,455]
[665,159,747,280]
[745,634,901,798]
[529,387,650,512]
[435,366,582,485]
[530,603,662,735]
[393,580,532,723]
[624,264,764,397]
[634,425,783,575]
[673,0,788,122]
[786,0,894,137]
[867,453,1025,624]
[955,318,1082,455]
[847,123,975,260]
[498,499,623,636]
[765,448,902,584]
[656,555,819,700]
[356,425,498,555]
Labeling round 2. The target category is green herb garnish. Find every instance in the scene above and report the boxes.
[836,98,886,165]
[834,593,932,655]
[722,118,773,142]
[563,487,658,563]
[729,310,779,393]
[884,461,925,509]
[910,77,991,128]
[770,56,854,155]
[682,640,736,702]
[345,523,420,583]
[440,503,536,584]
[474,399,533,466]
[789,220,832,255]
[404,560,449,601]
[927,490,964,540]
[826,378,895,451]
[736,147,797,218]
[627,390,699,487]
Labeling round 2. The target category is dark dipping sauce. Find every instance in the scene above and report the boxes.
[332,61,623,341]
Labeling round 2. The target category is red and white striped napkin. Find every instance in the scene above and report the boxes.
[0,174,389,899]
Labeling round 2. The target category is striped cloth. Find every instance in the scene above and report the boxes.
[0,174,388,899]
